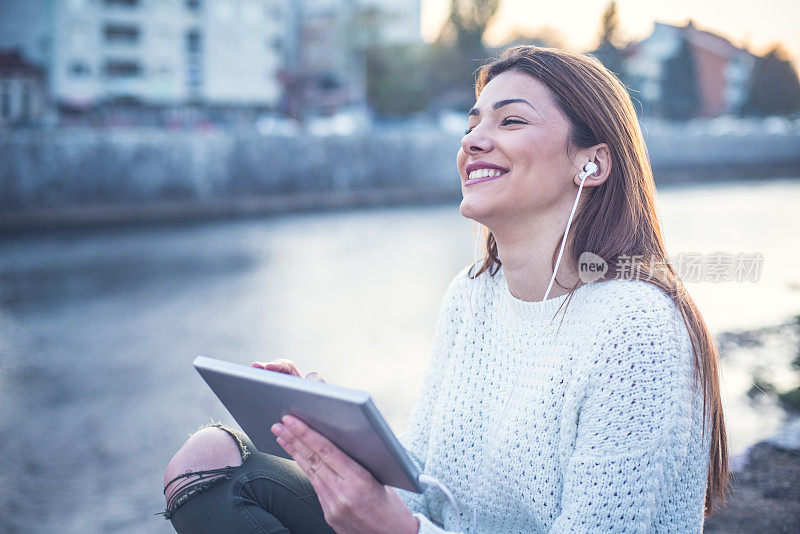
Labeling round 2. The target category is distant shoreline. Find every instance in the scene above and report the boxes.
[1,167,798,233]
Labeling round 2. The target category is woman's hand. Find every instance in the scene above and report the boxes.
[271,415,419,534]
[251,359,325,383]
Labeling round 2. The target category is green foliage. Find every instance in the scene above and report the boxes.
[742,45,800,116]
[600,1,622,48]
[364,1,502,117]
[428,43,488,112]
[365,43,436,117]
[420,0,501,113]
[792,313,800,370]
[592,41,626,83]
[747,376,775,398]
[778,386,800,413]
[586,2,643,114]
[660,36,701,120]
[442,0,500,58]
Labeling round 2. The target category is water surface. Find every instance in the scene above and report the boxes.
[0,178,798,533]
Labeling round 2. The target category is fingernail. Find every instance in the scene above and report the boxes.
[271,423,284,435]
[282,415,294,428]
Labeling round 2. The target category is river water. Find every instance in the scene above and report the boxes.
[1,177,799,533]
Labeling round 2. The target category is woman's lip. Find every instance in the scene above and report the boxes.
[465,173,505,186]
[465,161,510,175]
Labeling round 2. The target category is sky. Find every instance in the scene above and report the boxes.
[421,0,800,70]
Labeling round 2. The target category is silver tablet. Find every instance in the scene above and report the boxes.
[193,356,424,493]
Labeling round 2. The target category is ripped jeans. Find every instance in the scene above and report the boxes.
[162,423,336,534]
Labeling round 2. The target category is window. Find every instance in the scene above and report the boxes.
[0,82,10,119]
[318,72,340,90]
[104,23,140,44]
[20,83,31,118]
[68,61,91,77]
[266,3,282,19]
[186,29,202,53]
[104,60,142,77]
[102,0,140,7]
[186,64,202,87]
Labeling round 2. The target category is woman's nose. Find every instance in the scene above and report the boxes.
[461,127,494,155]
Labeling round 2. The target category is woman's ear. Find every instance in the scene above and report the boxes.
[574,143,612,187]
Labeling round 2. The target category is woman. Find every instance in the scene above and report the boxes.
[162,46,730,533]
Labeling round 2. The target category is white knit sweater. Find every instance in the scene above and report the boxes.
[396,264,711,533]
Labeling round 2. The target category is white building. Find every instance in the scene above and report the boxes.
[0,0,289,109]
[0,0,419,117]
[358,0,421,46]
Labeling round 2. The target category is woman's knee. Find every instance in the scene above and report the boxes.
[163,424,249,513]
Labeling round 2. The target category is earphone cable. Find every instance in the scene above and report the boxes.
[418,473,462,533]
[467,168,591,531]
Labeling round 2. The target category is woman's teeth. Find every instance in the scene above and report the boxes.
[468,168,505,180]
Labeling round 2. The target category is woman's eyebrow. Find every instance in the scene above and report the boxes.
[468,98,537,117]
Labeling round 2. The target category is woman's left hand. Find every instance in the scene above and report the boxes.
[271,415,419,534]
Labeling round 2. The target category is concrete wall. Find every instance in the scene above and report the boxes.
[1,128,799,213]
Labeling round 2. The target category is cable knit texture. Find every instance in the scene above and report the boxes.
[396,264,711,533]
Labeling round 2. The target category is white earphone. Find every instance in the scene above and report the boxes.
[578,161,598,181]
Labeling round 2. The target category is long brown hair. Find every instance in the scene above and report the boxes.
[469,46,730,517]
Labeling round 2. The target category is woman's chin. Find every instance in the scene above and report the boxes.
[459,197,495,224]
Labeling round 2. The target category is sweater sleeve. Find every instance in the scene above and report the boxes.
[395,271,466,530]
[548,286,701,533]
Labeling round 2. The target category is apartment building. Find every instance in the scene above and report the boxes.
[624,21,757,117]
[0,0,420,119]
[0,0,289,110]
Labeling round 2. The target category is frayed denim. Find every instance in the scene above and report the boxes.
[160,423,336,534]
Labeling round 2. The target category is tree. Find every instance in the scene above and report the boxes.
[660,35,700,120]
[432,0,500,110]
[741,45,800,116]
[497,26,567,51]
[441,0,500,58]
[365,43,434,117]
[600,0,621,47]
[592,1,626,79]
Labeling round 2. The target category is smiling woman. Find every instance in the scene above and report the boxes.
[160,46,730,534]
[393,46,730,533]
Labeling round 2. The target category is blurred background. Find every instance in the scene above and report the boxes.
[0,1,799,532]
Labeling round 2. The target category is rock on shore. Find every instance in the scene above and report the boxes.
[705,418,800,533]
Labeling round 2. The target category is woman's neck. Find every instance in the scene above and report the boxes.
[490,223,581,303]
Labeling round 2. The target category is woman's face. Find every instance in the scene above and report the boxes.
[457,70,580,228]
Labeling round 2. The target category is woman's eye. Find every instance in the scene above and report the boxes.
[464,118,524,134]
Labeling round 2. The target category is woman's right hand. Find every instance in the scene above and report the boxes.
[251,359,325,383]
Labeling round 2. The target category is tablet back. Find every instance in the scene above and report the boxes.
[193,356,423,493]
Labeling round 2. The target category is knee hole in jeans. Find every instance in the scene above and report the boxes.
[161,423,249,519]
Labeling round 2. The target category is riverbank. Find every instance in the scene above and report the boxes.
[2,125,800,232]
[2,166,799,233]
[705,316,800,533]
[705,418,800,533]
